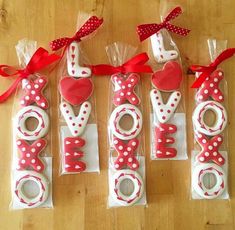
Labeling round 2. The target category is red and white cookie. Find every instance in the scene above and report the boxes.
[150,89,181,123]
[110,170,144,206]
[196,69,224,103]
[113,137,139,170]
[67,41,91,78]
[109,104,142,140]
[16,139,46,172]
[154,123,177,158]
[195,133,225,166]
[15,106,49,141]
[20,76,48,109]
[192,163,226,199]
[14,171,49,208]
[193,101,227,136]
[60,101,91,137]
[150,32,178,63]
[111,73,140,106]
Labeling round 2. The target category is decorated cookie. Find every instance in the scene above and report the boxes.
[150,89,181,123]
[67,41,91,78]
[151,61,182,91]
[109,104,142,140]
[113,137,139,170]
[192,101,227,136]
[15,106,49,141]
[154,123,177,158]
[63,137,86,173]
[150,32,178,63]
[192,163,226,199]
[111,73,140,106]
[195,132,225,166]
[14,171,49,208]
[196,69,224,103]
[16,139,46,172]
[60,101,91,137]
[110,170,144,206]
[20,76,48,109]
[59,77,93,106]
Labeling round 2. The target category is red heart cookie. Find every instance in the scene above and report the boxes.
[59,77,93,105]
[152,61,182,91]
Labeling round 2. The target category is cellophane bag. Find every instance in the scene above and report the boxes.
[144,6,189,160]
[10,39,56,209]
[57,13,101,175]
[106,42,147,207]
[191,39,229,199]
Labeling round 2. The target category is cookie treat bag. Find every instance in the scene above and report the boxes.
[190,40,235,199]
[92,42,152,207]
[50,14,103,175]
[0,39,60,209]
[137,6,190,160]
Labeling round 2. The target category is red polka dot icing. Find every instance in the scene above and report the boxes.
[195,132,225,166]
[20,76,48,109]
[16,139,46,172]
[111,73,140,106]
[113,137,140,170]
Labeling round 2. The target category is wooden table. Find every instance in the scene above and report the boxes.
[0,0,235,229]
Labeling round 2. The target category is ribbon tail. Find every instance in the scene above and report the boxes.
[0,77,23,103]
[191,72,208,88]
[137,24,162,42]
[165,23,190,36]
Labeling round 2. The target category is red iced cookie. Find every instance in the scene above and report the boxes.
[152,61,182,91]
[59,77,93,106]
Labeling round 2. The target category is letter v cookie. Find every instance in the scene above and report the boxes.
[150,89,181,123]
[60,101,91,136]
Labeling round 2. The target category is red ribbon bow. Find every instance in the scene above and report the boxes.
[90,53,153,75]
[50,16,103,51]
[190,48,235,88]
[0,47,60,103]
[137,6,190,42]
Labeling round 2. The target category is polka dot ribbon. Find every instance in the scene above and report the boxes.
[49,16,103,51]
[190,48,235,88]
[90,53,153,75]
[0,48,60,103]
[136,6,190,42]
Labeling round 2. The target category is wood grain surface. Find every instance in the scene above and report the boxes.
[0,0,235,229]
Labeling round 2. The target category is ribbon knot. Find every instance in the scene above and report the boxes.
[190,48,235,88]
[50,16,103,51]
[90,53,153,75]
[0,47,60,103]
[136,6,190,42]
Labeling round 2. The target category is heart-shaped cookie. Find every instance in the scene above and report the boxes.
[59,77,93,105]
[152,61,182,91]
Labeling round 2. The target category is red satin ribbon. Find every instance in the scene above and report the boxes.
[91,53,153,75]
[137,6,190,42]
[0,47,60,103]
[50,16,103,51]
[190,48,235,88]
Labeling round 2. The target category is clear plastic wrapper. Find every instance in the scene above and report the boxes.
[55,14,103,175]
[106,43,147,207]
[191,39,230,199]
[7,39,59,209]
[137,5,189,160]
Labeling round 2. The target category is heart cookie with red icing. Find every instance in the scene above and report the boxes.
[152,61,182,91]
[59,77,93,105]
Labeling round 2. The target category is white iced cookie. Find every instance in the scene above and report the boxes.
[60,101,91,136]
[150,89,181,123]
[14,171,49,208]
[109,104,142,140]
[67,41,91,78]
[192,101,227,136]
[192,163,226,199]
[110,170,144,206]
[15,105,49,141]
[150,31,178,63]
